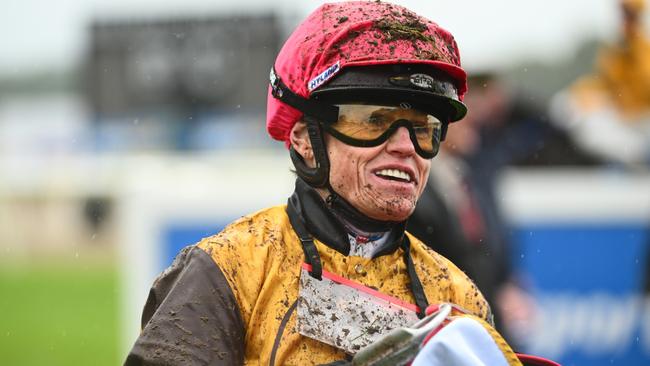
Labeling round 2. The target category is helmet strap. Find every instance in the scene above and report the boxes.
[290,114,331,188]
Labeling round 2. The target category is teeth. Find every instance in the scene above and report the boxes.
[376,169,412,182]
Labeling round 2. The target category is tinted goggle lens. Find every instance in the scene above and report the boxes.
[323,104,443,158]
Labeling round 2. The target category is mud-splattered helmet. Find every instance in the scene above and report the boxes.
[267,1,467,187]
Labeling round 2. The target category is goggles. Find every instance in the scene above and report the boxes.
[321,104,444,159]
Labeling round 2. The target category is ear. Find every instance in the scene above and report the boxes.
[289,120,316,167]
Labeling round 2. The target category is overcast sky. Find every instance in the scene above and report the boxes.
[1,0,624,75]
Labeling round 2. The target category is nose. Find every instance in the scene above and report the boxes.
[385,126,416,156]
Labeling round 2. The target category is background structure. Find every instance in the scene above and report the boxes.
[1,1,649,365]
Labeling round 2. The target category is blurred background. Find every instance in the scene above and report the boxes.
[1,0,650,365]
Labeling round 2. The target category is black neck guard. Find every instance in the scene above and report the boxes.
[287,178,406,257]
[325,190,397,234]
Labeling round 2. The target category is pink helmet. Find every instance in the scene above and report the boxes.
[266,1,467,146]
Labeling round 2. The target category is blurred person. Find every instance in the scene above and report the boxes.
[408,75,539,347]
[125,2,557,365]
[550,0,650,166]
[464,74,600,168]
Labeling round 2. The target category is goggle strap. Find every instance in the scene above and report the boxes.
[441,122,449,141]
[270,67,339,123]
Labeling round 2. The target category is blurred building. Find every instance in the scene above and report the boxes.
[0,13,285,259]
[85,14,282,150]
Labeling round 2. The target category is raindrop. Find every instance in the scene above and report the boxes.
[236,104,241,109]
[75,252,79,259]
[520,254,525,259]
[91,233,97,240]
[133,118,139,125]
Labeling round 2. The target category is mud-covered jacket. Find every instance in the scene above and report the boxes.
[125,179,491,365]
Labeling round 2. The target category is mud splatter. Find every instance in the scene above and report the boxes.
[373,18,431,43]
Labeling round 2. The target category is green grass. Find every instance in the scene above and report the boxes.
[0,262,119,366]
